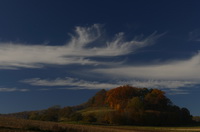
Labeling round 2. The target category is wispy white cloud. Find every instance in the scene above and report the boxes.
[118,80,197,89]
[5,24,196,94]
[0,87,29,92]
[166,88,189,95]
[21,77,119,89]
[18,40,200,93]
[21,77,197,94]
[0,24,161,69]
[93,52,200,81]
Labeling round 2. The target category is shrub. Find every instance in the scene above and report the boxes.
[83,114,97,123]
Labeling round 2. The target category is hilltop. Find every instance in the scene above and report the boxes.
[5,85,193,126]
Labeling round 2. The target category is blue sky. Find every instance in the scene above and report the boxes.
[0,0,200,115]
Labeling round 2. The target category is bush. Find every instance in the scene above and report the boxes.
[70,113,83,122]
[83,114,97,123]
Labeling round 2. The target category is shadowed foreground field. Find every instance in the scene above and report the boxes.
[0,116,200,132]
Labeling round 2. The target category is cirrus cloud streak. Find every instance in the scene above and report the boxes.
[0,87,29,92]
[21,77,119,89]
[0,24,161,69]
[21,77,197,93]
[93,52,200,81]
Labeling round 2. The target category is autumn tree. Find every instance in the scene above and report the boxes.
[87,89,107,107]
[41,105,61,121]
[144,89,171,111]
[24,86,193,126]
[106,85,148,111]
[59,106,73,121]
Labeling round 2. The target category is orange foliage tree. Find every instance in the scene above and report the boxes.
[144,89,171,111]
[106,85,149,111]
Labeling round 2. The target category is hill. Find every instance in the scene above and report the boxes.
[4,85,193,126]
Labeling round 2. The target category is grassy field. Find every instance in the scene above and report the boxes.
[0,116,200,132]
[78,107,115,115]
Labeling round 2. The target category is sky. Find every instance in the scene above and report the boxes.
[0,0,200,115]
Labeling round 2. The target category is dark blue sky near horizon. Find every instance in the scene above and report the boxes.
[0,0,200,115]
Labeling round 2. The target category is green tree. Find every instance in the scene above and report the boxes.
[126,97,144,112]
[83,114,97,123]
[144,89,171,111]
[59,107,73,118]
[180,107,192,124]
[103,111,125,125]
[125,97,144,124]
[29,111,41,120]
[70,113,83,122]
[41,105,61,121]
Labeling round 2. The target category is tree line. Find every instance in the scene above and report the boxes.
[104,85,192,125]
[6,85,193,126]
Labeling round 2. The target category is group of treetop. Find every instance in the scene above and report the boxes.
[10,85,193,126]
